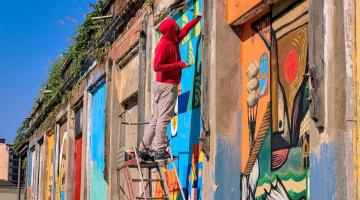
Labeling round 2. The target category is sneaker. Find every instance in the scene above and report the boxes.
[154,151,171,161]
[137,150,154,162]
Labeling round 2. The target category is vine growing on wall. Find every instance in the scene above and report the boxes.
[14,0,105,151]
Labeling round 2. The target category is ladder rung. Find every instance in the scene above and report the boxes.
[128,162,159,168]
[132,178,163,182]
[136,197,165,200]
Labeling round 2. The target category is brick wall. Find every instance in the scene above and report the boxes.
[108,6,147,61]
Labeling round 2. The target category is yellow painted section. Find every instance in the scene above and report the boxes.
[45,131,54,200]
[226,0,262,24]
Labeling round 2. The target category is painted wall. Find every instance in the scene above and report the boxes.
[26,148,33,198]
[226,0,262,24]
[74,136,82,200]
[89,82,107,200]
[57,122,68,200]
[238,1,310,199]
[45,131,55,200]
[154,1,203,199]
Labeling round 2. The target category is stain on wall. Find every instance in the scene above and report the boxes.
[239,1,310,199]
[89,82,107,200]
[154,0,203,199]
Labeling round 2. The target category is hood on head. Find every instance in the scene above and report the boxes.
[158,18,179,41]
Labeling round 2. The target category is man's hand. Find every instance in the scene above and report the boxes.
[183,63,193,68]
[195,13,203,18]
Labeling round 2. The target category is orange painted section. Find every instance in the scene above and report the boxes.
[226,0,262,24]
[239,16,270,172]
[45,130,55,200]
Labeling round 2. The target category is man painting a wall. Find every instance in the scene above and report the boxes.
[138,13,202,161]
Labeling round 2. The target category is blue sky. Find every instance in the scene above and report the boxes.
[0,0,96,143]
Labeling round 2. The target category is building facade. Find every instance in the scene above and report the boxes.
[16,0,360,199]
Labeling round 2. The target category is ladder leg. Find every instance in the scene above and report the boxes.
[124,166,134,199]
[157,162,170,200]
[148,168,152,198]
[126,112,147,200]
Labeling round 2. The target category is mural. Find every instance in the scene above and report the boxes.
[240,1,310,199]
[89,82,107,200]
[155,0,203,199]
[45,131,55,200]
[57,129,68,200]
[74,136,82,200]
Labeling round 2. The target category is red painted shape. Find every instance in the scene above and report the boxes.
[74,136,82,200]
[271,149,290,169]
[284,49,299,84]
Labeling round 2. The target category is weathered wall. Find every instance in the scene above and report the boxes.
[355,0,360,197]
[201,0,242,199]
[309,0,349,199]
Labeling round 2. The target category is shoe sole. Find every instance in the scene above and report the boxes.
[139,157,155,163]
[154,157,171,162]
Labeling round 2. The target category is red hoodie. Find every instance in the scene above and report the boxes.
[154,16,201,84]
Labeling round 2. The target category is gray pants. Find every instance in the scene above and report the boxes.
[139,82,178,152]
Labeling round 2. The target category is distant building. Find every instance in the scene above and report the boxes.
[0,139,10,181]
[0,139,20,184]
[7,144,20,184]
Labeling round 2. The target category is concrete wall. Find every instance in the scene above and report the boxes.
[202,0,242,199]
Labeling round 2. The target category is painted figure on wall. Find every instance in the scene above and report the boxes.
[240,1,310,199]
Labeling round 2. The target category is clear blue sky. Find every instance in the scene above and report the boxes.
[0,0,96,143]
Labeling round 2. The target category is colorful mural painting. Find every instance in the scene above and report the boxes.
[45,131,55,200]
[240,1,310,199]
[155,0,203,199]
[74,136,82,200]
[89,82,107,200]
[57,122,68,200]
